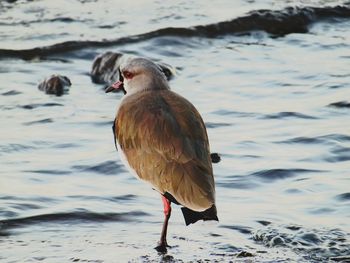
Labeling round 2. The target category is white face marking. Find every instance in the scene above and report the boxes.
[122,71,149,95]
[119,58,170,96]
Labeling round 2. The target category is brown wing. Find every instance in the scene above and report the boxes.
[115,90,215,211]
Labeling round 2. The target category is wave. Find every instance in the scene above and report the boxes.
[278,134,350,144]
[254,224,350,262]
[24,169,71,175]
[213,109,318,120]
[0,17,80,26]
[220,224,253,235]
[217,174,260,189]
[23,118,54,126]
[328,101,350,109]
[24,161,126,176]
[205,122,232,128]
[217,168,321,189]
[251,168,322,182]
[1,90,22,96]
[219,221,350,261]
[71,160,126,175]
[262,111,318,120]
[0,4,349,60]
[0,210,149,231]
[20,102,64,110]
[325,145,350,163]
[336,192,350,201]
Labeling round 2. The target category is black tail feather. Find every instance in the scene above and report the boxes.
[181,205,218,226]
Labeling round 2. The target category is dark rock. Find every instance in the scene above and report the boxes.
[90,52,175,85]
[38,75,71,96]
[236,251,254,258]
[91,52,123,84]
[210,153,221,163]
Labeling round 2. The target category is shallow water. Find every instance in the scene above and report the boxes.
[1,0,350,262]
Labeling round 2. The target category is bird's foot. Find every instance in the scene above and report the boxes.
[154,241,171,253]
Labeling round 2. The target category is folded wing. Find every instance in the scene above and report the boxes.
[115,90,215,211]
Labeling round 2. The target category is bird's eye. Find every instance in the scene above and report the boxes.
[123,71,134,79]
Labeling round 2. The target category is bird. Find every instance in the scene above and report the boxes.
[105,57,218,252]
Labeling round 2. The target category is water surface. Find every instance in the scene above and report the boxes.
[1,1,350,262]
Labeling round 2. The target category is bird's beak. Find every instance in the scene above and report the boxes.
[105,80,126,94]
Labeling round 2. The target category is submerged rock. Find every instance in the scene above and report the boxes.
[91,52,123,84]
[38,75,71,96]
[90,51,175,85]
[236,251,254,258]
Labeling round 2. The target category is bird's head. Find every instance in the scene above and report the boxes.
[105,57,170,96]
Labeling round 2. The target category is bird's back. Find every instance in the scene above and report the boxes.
[114,90,215,212]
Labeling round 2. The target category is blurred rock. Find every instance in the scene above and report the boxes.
[38,75,71,96]
[211,153,221,163]
[90,51,175,85]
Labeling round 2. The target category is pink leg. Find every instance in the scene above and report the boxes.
[155,195,171,252]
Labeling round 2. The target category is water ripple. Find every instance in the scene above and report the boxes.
[324,146,350,162]
[211,109,257,118]
[262,111,318,120]
[23,118,54,126]
[335,192,350,202]
[0,143,36,154]
[253,225,350,262]
[328,101,350,109]
[205,122,232,128]
[24,169,72,175]
[0,210,149,231]
[1,90,22,96]
[277,134,350,145]
[217,175,260,189]
[20,103,63,110]
[2,4,350,60]
[71,160,126,175]
[220,224,253,235]
[66,194,137,202]
[251,168,322,182]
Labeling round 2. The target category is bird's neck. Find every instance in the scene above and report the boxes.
[126,76,170,97]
